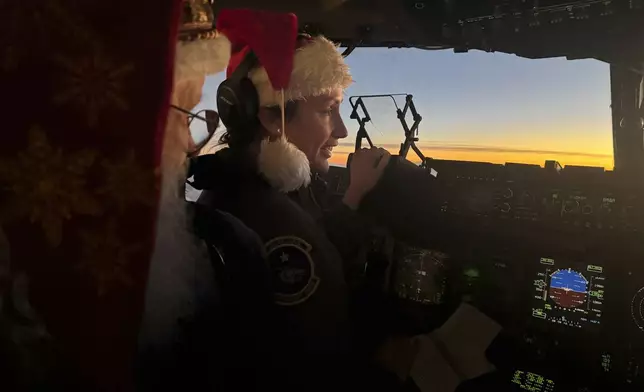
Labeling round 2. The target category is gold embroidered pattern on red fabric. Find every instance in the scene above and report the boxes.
[77,218,139,297]
[53,51,134,128]
[0,127,101,247]
[98,150,159,212]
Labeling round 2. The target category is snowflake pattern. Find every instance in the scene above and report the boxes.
[0,0,97,69]
[0,0,175,384]
[0,127,101,247]
[53,50,134,128]
[77,219,138,297]
[97,150,158,212]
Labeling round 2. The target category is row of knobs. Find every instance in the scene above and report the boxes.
[499,188,536,213]
[499,188,598,215]
[562,200,595,215]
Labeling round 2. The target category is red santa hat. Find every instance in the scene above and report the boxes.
[176,8,352,106]
[174,0,229,81]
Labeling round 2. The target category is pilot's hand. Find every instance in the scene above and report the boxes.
[343,147,391,210]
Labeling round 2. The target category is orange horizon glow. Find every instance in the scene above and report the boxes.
[202,136,614,169]
[328,116,614,169]
[328,143,614,169]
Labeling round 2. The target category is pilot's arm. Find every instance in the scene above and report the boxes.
[319,147,392,271]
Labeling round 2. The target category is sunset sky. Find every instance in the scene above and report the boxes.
[194,48,614,169]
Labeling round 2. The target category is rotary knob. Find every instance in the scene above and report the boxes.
[519,191,535,206]
[500,202,511,213]
[563,200,580,213]
[503,188,513,199]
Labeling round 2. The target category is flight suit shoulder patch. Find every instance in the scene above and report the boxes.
[265,236,320,306]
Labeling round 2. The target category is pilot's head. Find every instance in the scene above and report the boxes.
[229,32,352,176]
[140,3,223,345]
[187,9,353,192]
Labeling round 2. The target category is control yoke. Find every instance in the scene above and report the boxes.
[348,94,425,162]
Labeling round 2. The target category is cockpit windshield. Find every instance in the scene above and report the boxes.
[195,48,612,169]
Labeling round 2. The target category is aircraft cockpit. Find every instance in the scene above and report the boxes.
[208,1,644,390]
[2,0,644,390]
[315,92,644,391]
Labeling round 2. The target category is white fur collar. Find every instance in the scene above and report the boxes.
[257,136,311,193]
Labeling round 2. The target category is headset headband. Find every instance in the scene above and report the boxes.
[228,50,259,82]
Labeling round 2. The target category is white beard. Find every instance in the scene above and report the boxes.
[138,108,209,348]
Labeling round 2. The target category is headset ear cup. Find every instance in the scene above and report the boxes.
[238,78,259,121]
[216,80,240,129]
[216,77,259,130]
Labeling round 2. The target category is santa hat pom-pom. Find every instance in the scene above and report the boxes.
[175,34,231,81]
[258,137,311,193]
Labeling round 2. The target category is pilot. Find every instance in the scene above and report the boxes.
[189,8,416,392]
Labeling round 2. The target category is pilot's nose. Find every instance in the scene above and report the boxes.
[332,113,348,140]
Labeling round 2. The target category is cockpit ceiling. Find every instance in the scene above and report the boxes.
[213,0,644,63]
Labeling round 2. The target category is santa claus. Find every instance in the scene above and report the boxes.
[135,1,230,388]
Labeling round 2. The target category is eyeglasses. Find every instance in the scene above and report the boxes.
[171,105,220,156]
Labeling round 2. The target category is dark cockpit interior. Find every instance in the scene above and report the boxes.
[3,1,643,391]
[211,1,644,390]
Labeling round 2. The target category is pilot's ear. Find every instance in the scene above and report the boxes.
[257,107,282,139]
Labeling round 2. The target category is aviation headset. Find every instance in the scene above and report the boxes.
[216,50,260,130]
[216,34,318,130]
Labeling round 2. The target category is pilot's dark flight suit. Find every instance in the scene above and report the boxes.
[136,202,278,392]
[191,148,403,392]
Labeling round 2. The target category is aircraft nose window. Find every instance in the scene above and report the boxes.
[188,110,215,146]
[318,44,643,391]
[336,48,612,171]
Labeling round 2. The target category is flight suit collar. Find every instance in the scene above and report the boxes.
[190,148,264,192]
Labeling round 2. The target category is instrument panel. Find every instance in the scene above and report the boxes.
[325,159,644,390]
[427,160,644,234]
[390,242,644,390]
[440,182,640,232]
[511,370,556,392]
[531,257,606,329]
[391,245,449,305]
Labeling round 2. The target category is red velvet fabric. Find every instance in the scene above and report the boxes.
[0,0,181,389]
[220,9,299,90]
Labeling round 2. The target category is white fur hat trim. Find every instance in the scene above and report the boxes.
[174,33,231,81]
[249,36,352,107]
